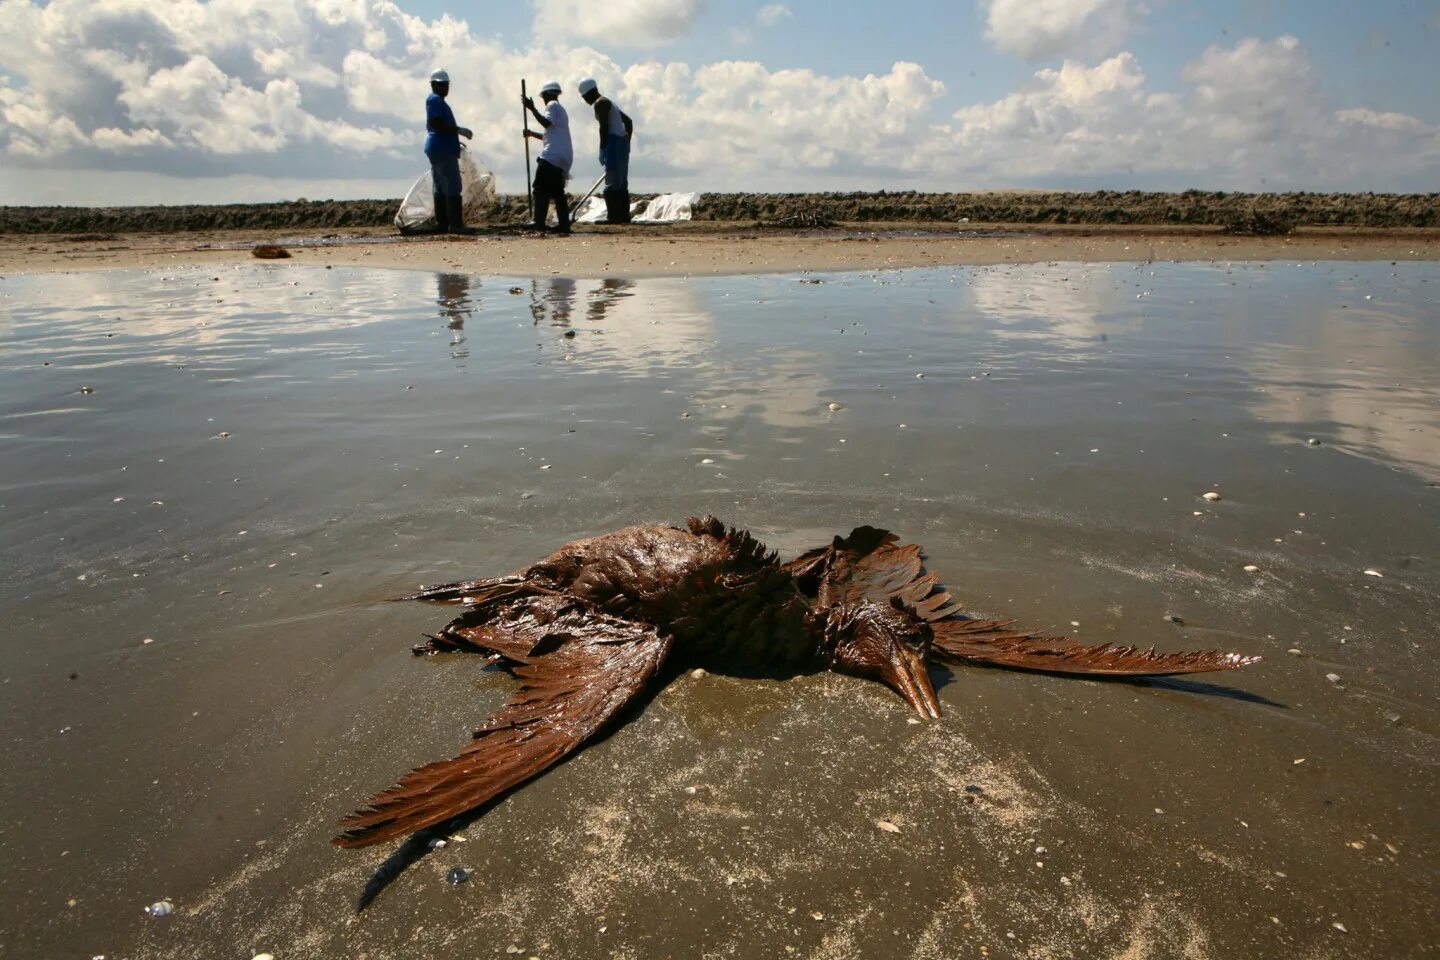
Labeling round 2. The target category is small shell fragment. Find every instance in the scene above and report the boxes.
[1363,569,1383,578]
[876,819,901,834]
[1201,491,1222,502]
[144,899,174,917]
[428,838,447,850]
[1243,564,1260,573]
[827,402,843,412]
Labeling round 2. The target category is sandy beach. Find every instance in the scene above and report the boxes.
[3,223,1438,277]
[3,254,1437,959]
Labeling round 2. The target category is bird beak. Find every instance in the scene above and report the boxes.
[886,644,941,719]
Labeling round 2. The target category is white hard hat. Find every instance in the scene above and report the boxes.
[577,77,598,96]
[429,68,449,83]
[540,80,562,95]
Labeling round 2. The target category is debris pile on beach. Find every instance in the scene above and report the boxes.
[2,190,1435,234]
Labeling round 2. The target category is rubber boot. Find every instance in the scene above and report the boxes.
[552,193,571,235]
[447,195,476,235]
[603,188,630,225]
[431,192,450,234]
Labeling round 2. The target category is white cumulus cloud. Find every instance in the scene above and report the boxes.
[532,0,705,49]
[983,0,1145,61]
[756,4,793,28]
[948,35,1440,188]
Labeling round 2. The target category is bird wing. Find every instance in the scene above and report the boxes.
[335,600,674,848]
[930,617,1259,676]
[817,528,1258,676]
[811,526,966,621]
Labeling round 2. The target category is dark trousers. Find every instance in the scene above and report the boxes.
[532,159,569,230]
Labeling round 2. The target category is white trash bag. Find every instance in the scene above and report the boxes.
[570,196,653,224]
[394,148,497,233]
[634,192,696,223]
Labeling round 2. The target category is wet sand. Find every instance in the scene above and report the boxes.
[2,223,1438,277]
[1,263,1436,959]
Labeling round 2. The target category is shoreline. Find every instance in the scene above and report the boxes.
[2,223,1437,277]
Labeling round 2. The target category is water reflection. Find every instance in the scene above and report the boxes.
[436,273,473,330]
[529,277,576,327]
[1242,299,1440,477]
[966,263,1140,349]
[588,278,635,323]
[436,272,472,362]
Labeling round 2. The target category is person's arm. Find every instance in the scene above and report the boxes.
[429,100,471,139]
[621,110,633,140]
[521,95,552,128]
[595,98,612,158]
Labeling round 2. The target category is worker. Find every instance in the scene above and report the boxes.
[425,68,476,235]
[522,81,573,234]
[577,78,633,224]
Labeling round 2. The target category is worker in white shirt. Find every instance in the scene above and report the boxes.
[522,81,574,234]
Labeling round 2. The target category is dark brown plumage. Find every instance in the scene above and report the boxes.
[336,516,1259,849]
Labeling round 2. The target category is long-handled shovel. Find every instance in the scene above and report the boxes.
[521,78,533,225]
[572,172,606,220]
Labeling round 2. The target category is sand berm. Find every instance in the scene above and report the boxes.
[3,190,1437,235]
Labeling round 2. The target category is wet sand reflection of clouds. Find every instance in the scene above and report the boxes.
[1240,296,1440,479]
[966,263,1142,351]
[540,277,837,433]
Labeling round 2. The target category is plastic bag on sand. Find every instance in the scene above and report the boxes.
[394,148,497,232]
[570,193,693,225]
[634,192,696,223]
[571,197,647,224]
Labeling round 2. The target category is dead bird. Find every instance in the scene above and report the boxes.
[336,516,1258,849]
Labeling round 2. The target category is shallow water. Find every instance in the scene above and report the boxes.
[1,262,1436,959]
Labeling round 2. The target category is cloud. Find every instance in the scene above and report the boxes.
[734,3,791,43]
[0,0,1435,202]
[982,0,1145,61]
[756,5,793,28]
[946,36,1440,188]
[532,0,705,49]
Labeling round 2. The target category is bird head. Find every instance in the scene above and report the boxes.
[824,599,941,718]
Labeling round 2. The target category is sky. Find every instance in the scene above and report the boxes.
[0,0,1437,205]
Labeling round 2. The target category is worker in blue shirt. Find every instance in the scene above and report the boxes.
[578,78,633,224]
[425,68,476,235]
